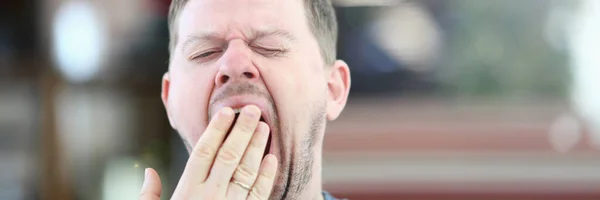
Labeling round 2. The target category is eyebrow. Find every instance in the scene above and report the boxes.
[180,29,296,54]
[251,29,296,43]
[180,33,223,55]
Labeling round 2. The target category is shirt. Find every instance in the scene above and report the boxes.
[323,191,344,200]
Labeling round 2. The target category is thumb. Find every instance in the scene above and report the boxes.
[140,168,162,200]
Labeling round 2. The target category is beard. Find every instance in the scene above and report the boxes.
[269,100,326,200]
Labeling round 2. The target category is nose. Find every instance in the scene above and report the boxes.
[215,41,260,87]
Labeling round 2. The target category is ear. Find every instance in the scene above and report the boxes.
[326,60,351,121]
[161,72,176,128]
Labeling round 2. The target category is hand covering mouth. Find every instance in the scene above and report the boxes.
[228,109,272,159]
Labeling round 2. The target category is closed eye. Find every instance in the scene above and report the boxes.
[252,46,286,57]
[190,50,222,61]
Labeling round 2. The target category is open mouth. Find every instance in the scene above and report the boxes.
[227,112,272,159]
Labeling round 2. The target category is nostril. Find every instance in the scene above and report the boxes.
[243,72,254,79]
[220,75,229,84]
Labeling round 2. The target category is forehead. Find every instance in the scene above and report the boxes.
[177,0,308,40]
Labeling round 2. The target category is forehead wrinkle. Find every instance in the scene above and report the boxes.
[182,27,296,52]
[177,0,300,46]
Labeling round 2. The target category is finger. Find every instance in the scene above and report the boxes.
[206,105,261,187]
[227,122,270,199]
[248,154,278,200]
[139,168,162,200]
[181,107,235,184]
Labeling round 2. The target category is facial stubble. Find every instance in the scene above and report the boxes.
[271,100,325,200]
[180,83,326,200]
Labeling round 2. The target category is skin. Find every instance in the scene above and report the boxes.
[139,0,351,199]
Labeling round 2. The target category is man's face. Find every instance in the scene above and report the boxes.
[161,0,350,199]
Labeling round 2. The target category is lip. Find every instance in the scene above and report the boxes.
[210,94,273,127]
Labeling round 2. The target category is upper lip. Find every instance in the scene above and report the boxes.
[210,95,273,127]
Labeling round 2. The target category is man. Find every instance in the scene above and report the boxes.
[139,0,351,199]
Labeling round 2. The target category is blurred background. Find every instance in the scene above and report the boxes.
[1,0,599,199]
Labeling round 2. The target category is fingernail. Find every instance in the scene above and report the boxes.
[221,107,234,116]
[243,105,259,117]
[142,168,149,189]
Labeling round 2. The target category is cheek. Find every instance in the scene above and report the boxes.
[169,68,215,143]
[268,65,311,104]
[266,61,325,123]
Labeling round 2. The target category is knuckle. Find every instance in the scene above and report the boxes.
[138,192,149,199]
[216,146,242,165]
[191,142,216,160]
[259,168,276,180]
[234,163,257,182]
[236,121,256,133]
[139,192,159,199]
[210,124,228,134]
[250,138,266,150]
[250,175,275,199]
[250,187,266,200]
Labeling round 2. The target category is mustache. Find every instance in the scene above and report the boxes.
[208,83,274,116]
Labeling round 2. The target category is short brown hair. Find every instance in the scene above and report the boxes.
[167,0,338,65]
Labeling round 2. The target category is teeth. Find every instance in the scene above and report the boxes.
[232,108,242,114]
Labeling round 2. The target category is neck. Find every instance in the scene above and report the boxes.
[296,154,323,200]
[297,139,324,200]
